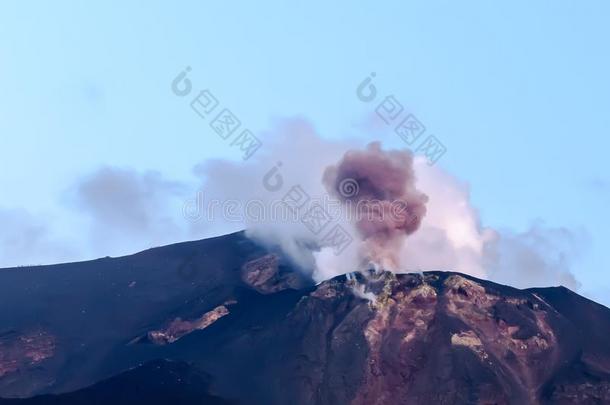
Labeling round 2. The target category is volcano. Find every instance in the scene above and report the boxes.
[0,231,609,404]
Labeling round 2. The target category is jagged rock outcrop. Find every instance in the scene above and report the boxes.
[145,303,233,345]
[241,253,304,294]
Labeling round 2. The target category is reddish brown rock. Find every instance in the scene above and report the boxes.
[0,330,55,379]
[147,304,231,345]
[241,254,303,294]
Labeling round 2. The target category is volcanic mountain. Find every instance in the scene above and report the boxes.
[0,231,609,404]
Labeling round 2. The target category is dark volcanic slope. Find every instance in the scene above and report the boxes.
[0,231,311,399]
[1,232,609,404]
[0,360,233,405]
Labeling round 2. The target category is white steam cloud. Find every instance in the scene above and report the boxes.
[194,118,584,290]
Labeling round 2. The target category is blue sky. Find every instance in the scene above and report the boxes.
[1,2,608,301]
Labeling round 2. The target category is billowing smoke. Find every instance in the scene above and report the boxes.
[192,118,585,292]
[0,117,587,297]
[322,142,428,270]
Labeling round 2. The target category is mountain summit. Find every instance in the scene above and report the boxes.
[1,232,609,404]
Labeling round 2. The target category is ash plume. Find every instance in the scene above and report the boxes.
[323,142,428,270]
[180,118,585,296]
